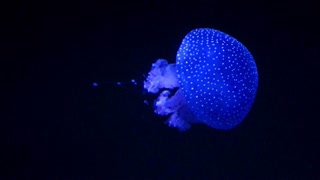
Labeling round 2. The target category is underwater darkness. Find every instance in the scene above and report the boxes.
[1,0,319,179]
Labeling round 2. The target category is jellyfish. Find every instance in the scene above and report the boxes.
[144,28,258,131]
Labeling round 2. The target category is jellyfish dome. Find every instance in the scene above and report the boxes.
[144,28,258,131]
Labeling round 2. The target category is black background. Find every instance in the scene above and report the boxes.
[1,0,319,179]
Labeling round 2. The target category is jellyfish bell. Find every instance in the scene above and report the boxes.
[144,28,258,131]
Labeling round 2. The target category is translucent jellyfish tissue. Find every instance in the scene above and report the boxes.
[144,28,258,131]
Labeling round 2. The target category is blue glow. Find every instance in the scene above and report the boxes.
[92,82,98,87]
[176,28,258,130]
[143,28,258,131]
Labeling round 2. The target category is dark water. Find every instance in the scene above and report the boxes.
[1,0,318,179]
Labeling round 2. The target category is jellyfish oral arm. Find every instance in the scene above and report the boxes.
[144,59,197,131]
[154,89,193,131]
[154,90,183,116]
[144,59,179,93]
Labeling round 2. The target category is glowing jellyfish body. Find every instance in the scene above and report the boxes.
[144,28,258,131]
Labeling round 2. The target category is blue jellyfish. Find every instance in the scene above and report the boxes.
[144,28,258,131]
